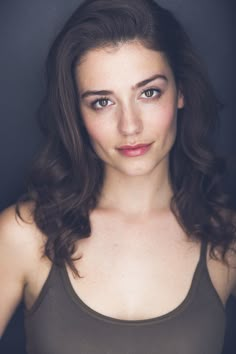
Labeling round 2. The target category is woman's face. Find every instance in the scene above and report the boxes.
[75,41,184,177]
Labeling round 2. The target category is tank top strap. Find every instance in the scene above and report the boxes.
[25,261,60,317]
[198,238,208,269]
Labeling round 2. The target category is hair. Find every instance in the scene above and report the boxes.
[16,0,236,276]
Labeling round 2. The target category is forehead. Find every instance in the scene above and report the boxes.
[75,41,173,89]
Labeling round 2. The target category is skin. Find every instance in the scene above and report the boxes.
[76,41,184,215]
[0,41,236,334]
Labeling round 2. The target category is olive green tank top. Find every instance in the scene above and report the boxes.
[24,240,226,354]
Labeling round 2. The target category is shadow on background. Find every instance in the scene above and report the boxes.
[0,0,235,353]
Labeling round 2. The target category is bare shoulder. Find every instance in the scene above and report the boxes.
[0,201,45,245]
[219,207,236,298]
[0,202,47,278]
[0,202,49,333]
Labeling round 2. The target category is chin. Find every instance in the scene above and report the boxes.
[114,161,162,177]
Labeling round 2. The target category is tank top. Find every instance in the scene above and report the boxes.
[24,239,226,354]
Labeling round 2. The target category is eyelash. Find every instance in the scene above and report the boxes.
[90,88,162,110]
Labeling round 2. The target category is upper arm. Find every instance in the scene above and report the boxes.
[230,262,236,299]
[232,286,236,298]
[220,208,236,299]
[229,212,236,299]
[0,203,37,336]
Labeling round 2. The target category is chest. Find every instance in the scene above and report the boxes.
[23,214,230,354]
[24,215,231,320]
[24,229,227,354]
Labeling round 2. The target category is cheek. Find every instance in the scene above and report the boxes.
[82,116,112,150]
[148,104,178,135]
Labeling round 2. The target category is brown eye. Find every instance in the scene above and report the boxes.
[141,88,161,99]
[91,97,112,110]
[145,89,154,97]
[100,99,109,107]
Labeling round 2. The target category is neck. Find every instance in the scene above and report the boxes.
[98,160,173,217]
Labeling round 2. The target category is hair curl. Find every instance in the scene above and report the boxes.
[16,0,236,276]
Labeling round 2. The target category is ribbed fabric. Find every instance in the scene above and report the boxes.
[24,240,226,354]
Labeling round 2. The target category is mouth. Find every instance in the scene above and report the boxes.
[116,142,153,157]
[117,143,152,150]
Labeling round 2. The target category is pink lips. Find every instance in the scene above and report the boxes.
[117,143,153,157]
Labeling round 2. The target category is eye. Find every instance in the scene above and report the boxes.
[91,97,113,110]
[141,88,161,99]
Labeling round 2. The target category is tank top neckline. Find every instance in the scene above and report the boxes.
[59,239,207,326]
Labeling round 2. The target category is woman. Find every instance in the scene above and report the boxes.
[0,0,236,353]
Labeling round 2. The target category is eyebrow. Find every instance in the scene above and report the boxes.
[80,74,168,99]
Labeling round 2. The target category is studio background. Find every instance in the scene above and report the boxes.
[0,0,235,353]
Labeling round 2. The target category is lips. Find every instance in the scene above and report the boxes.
[117,143,152,150]
[116,142,153,157]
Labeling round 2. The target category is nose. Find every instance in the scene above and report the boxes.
[117,104,143,136]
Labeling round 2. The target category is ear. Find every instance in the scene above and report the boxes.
[177,89,184,109]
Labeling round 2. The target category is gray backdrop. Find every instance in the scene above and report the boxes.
[0,1,235,353]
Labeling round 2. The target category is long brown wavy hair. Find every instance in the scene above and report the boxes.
[16,0,236,276]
